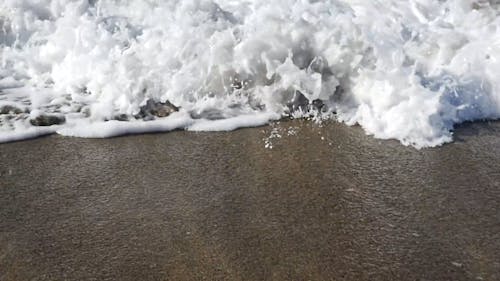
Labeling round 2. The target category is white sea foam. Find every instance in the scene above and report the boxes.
[1,0,499,147]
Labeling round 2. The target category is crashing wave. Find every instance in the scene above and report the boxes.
[1,0,499,147]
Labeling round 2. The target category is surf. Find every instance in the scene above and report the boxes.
[1,0,499,148]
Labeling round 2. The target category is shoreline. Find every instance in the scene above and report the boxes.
[2,117,500,148]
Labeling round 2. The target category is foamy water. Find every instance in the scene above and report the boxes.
[1,0,499,147]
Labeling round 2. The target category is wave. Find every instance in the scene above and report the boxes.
[1,0,499,147]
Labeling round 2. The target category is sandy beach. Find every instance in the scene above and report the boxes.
[1,120,499,280]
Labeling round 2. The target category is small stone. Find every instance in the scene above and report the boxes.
[312,99,326,111]
[30,115,66,126]
[0,105,23,115]
[114,114,129,121]
[137,99,179,119]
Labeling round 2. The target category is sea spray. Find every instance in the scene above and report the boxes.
[1,0,499,147]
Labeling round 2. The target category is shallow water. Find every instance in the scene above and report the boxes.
[1,120,500,280]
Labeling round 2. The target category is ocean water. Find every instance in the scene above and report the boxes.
[0,0,499,147]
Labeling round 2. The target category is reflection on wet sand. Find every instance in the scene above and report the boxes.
[0,120,499,280]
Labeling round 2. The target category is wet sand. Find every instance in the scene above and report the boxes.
[1,120,500,281]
